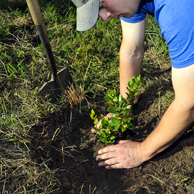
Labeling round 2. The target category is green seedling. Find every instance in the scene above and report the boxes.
[90,75,142,143]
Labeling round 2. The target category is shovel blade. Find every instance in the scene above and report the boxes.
[39,67,72,103]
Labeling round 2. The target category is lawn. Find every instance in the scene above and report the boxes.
[1,0,194,193]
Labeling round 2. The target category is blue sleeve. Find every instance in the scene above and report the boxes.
[121,12,146,23]
[121,1,155,23]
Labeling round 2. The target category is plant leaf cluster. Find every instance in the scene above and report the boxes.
[90,75,142,143]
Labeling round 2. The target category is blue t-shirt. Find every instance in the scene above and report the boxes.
[121,0,194,68]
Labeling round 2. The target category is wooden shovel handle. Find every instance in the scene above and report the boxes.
[26,0,58,78]
[26,0,43,25]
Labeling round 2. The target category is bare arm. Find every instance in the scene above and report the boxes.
[92,20,145,131]
[141,64,194,160]
[120,19,145,98]
[96,64,194,169]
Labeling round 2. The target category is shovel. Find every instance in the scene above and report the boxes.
[26,0,72,102]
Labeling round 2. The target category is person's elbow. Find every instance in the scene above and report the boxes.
[120,42,144,62]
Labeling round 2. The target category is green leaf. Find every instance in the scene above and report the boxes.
[113,96,118,103]
[107,107,118,115]
[110,136,116,140]
[118,100,124,109]
[99,137,109,143]
[105,129,111,134]
[107,94,113,99]
[133,91,139,96]
[122,109,130,117]
[102,118,108,126]
[94,118,98,125]
[127,123,135,130]
[91,109,95,115]
[91,126,98,130]
[90,109,96,120]
[97,133,101,138]
[105,95,112,102]
[114,124,120,131]
[126,117,131,122]
[98,137,104,142]
[102,131,107,137]
[121,126,127,132]
[99,128,104,134]
[118,94,122,102]
[109,117,120,126]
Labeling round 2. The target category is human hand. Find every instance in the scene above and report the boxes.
[91,106,133,134]
[96,140,145,169]
[91,113,115,134]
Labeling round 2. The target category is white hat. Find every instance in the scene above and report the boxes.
[71,0,99,31]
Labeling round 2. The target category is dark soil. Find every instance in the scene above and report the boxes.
[28,93,194,194]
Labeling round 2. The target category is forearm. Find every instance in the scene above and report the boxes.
[119,45,143,98]
[141,99,194,161]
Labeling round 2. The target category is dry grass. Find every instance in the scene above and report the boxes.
[65,84,85,110]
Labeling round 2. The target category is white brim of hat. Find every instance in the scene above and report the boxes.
[77,0,99,31]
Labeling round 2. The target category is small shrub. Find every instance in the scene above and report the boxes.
[90,75,142,143]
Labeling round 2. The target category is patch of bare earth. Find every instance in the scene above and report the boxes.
[26,91,194,194]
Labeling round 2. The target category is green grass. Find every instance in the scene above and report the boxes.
[0,0,178,193]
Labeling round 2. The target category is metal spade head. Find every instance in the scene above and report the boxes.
[26,0,73,103]
[39,67,73,103]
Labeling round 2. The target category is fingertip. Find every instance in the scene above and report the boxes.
[98,162,104,167]
[105,166,112,169]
